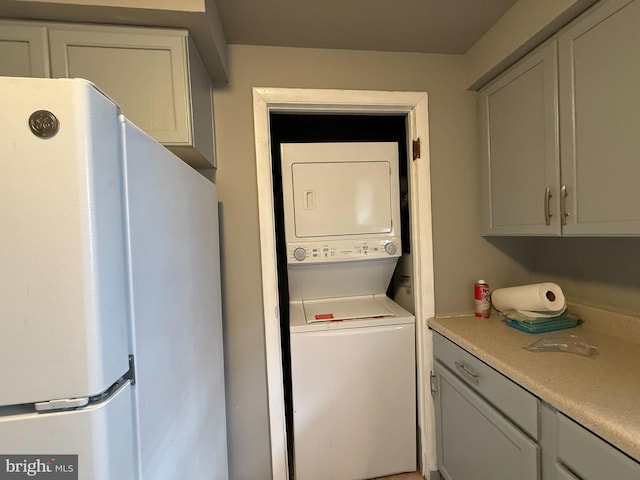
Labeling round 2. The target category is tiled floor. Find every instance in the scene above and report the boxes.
[375,472,424,480]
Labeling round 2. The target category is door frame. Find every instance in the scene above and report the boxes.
[252,87,436,479]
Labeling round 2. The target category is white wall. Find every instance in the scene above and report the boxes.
[212,44,533,479]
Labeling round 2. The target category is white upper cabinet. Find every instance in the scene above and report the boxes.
[0,22,49,77]
[559,0,640,235]
[481,0,640,236]
[479,40,560,235]
[0,21,215,168]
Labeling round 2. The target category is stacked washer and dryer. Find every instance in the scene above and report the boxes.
[280,142,416,480]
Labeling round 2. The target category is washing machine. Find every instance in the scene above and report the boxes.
[289,295,416,480]
[281,142,417,480]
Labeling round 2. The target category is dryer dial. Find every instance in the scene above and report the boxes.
[293,247,307,261]
[384,242,398,255]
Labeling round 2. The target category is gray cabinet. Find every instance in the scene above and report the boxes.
[479,40,560,236]
[481,0,640,236]
[433,333,540,480]
[432,331,640,480]
[0,22,49,77]
[0,21,215,168]
[556,465,580,480]
[557,414,640,480]
[558,0,640,235]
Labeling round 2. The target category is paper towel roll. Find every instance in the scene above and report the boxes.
[491,283,566,318]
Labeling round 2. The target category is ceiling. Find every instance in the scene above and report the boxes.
[215,0,519,55]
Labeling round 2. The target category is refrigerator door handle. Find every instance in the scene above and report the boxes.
[35,396,89,412]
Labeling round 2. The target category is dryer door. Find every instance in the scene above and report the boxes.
[281,142,400,243]
[292,160,392,237]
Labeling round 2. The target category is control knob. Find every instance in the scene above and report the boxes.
[384,242,397,255]
[293,247,307,261]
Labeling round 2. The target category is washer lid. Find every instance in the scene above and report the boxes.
[302,295,394,323]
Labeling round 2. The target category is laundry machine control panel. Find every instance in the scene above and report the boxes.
[287,237,401,263]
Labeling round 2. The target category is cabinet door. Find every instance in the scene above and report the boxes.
[434,362,539,480]
[479,40,560,236]
[559,0,640,235]
[0,22,49,77]
[47,26,210,157]
[557,465,580,480]
[48,26,188,145]
[558,413,640,480]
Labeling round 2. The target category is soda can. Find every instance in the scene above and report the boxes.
[474,280,490,318]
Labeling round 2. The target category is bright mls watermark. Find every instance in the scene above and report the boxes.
[0,456,77,479]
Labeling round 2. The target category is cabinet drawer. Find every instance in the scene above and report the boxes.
[433,332,539,439]
[558,413,640,479]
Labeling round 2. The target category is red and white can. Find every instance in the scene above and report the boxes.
[474,280,490,318]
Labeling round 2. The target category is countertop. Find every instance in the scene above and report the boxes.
[428,303,640,461]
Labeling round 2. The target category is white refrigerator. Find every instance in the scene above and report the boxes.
[0,77,228,480]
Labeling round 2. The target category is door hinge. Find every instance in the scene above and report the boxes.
[412,138,421,161]
[430,371,437,397]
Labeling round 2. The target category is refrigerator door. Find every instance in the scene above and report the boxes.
[123,120,228,479]
[0,380,136,480]
[0,77,130,406]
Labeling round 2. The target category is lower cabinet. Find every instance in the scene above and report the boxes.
[432,331,640,480]
[557,414,640,480]
[433,332,540,480]
[556,465,580,480]
[434,363,539,480]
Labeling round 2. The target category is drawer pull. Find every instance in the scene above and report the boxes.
[455,361,480,385]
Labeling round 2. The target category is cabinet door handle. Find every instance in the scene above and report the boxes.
[455,361,480,385]
[560,185,568,225]
[544,187,553,226]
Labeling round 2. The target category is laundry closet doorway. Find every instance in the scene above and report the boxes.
[253,88,436,479]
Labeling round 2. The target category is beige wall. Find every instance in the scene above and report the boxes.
[528,237,640,316]
[464,0,598,89]
[212,44,533,479]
